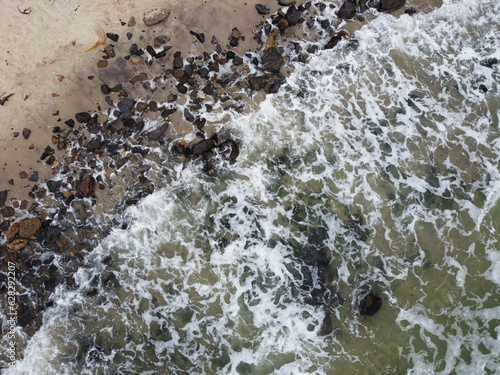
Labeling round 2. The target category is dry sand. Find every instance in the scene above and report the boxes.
[0,0,285,202]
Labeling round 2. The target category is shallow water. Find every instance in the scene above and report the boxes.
[4,0,500,373]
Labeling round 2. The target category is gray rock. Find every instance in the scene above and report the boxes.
[261,48,282,73]
[143,8,170,26]
[337,0,357,19]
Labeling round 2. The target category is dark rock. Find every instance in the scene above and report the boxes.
[143,8,170,26]
[478,84,488,93]
[174,56,184,69]
[191,138,216,155]
[184,109,195,123]
[130,43,139,55]
[218,139,239,163]
[65,119,75,128]
[378,0,405,12]
[337,0,357,19]
[278,0,295,5]
[202,83,215,96]
[161,108,177,118]
[46,180,62,193]
[324,31,348,50]
[77,174,96,198]
[480,57,499,68]
[177,83,188,94]
[404,7,417,15]
[255,4,270,14]
[146,45,156,57]
[233,56,244,66]
[22,128,31,139]
[127,32,133,40]
[229,37,239,47]
[116,157,129,170]
[101,84,111,94]
[8,179,13,185]
[13,132,19,138]
[286,5,303,25]
[358,292,382,316]
[155,49,166,59]
[248,75,268,91]
[208,61,219,72]
[316,2,327,11]
[28,171,39,182]
[167,93,178,103]
[75,112,91,123]
[117,98,136,119]
[147,124,168,141]
[261,48,282,73]
[106,33,119,42]
[189,30,205,43]
[198,67,209,78]
[43,226,61,245]
[0,206,15,217]
[264,22,272,36]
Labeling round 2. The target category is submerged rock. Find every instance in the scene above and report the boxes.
[358,292,382,316]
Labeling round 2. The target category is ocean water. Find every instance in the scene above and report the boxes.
[5,0,500,373]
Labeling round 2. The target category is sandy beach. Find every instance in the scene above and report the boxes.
[0,0,288,203]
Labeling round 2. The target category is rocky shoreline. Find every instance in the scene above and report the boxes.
[1,0,428,347]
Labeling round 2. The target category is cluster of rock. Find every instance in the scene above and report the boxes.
[0,0,417,337]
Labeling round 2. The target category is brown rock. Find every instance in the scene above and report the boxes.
[6,222,20,241]
[77,175,96,198]
[19,218,41,238]
[1,206,15,217]
[7,238,27,251]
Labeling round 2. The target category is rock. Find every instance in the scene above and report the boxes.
[0,190,7,206]
[101,84,111,94]
[286,5,303,25]
[173,56,184,69]
[154,35,170,47]
[278,18,289,30]
[177,84,188,94]
[77,174,96,198]
[358,292,382,316]
[117,98,136,120]
[191,138,216,155]
[106,32,119,42]
[324,31,348,50]
[255,4,270,14]
[47,180,62,193]
[40,146,55,161]
[184,109,195,123]
[261,48,282,73]
[218,139,239,163]
[337,0,357,19]
[248,75,268,91]
[22,128,31,139]
[5,222,19,240]
[202,83,214,95]
[19,218,41,238]
[143,8,170,26]
[480,57,499,68]
[43,226,61,244]
[1,206,15,217]
[130,72,148,84]
[75,112,91,123]
[147,124,168,141]
[128,16,136,26]
[231,27,242,40]
[28,171,39,182]
[65,119,75,128]
[278,0,295,5]
[189,30,205,43]
[7,238,27,251]
[378,0,405,12]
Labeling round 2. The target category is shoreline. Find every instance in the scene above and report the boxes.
[0,0,444,360]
